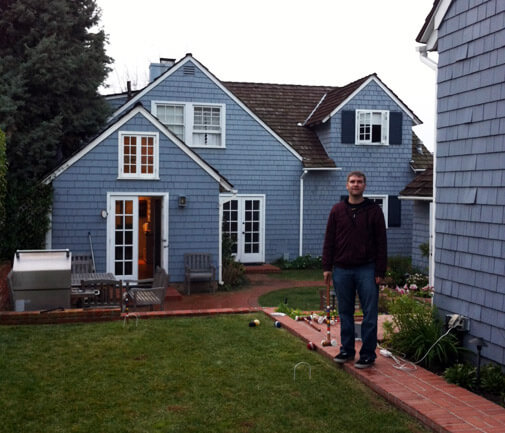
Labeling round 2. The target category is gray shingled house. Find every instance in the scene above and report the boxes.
[417,0,505,366]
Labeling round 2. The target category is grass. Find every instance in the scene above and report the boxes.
[0,314,430,433]
[258,286,323,311]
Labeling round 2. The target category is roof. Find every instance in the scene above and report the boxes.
[399,167,433,199]
[222,82,337,168]
[105,54,422,169]
[410,133,433,172]
[302,75,374,126]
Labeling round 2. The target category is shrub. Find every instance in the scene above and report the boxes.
[221,233,247,290]
[480,364,505,396]
[444,363,477,391]
[274,254,322,270]
[385,256,413,287]
[382,295,461,370]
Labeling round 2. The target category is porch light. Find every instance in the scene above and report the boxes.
[178,196,187,208]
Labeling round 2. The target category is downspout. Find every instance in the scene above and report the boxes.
[417,44,438,296]
[299,169,308,257]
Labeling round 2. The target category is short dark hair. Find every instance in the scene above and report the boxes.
[347,171,367,184]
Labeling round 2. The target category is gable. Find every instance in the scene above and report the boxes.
[305,75,421,127]
[43,105,233,191]
[109,54,303,163]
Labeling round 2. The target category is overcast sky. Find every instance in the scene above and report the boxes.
[97,0,437,151]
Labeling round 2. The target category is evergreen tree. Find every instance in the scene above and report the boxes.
[0,0,112,258]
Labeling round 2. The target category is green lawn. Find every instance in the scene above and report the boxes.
[0,314,430,433]
[269,268,322,281]
[258,286,323,311]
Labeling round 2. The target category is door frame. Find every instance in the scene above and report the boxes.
[219,193,265,266]
[106,192,169,281]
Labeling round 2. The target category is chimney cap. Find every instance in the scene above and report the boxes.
[159,57,175,64]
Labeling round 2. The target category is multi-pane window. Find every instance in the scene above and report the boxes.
[356,110,389,145]
[222,200,238,254]
[193,105,222,147]
[153,102,225,148]
[366,195,389,228]
[119,133,158,179]
[155,104,184,139]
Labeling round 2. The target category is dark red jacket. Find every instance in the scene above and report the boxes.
[322,198,387,277]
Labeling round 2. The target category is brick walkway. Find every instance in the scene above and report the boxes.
[159,271,505,433]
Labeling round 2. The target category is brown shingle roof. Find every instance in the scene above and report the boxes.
[223,81,337,168]
[400,167,433,198]
[303,75,374,126]
[410,133,433,171]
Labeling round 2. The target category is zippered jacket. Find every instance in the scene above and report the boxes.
[322,198,387,277]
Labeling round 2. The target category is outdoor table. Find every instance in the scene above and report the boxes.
[70,272,116,308]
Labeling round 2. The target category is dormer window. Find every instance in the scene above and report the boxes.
[152,101,225,148]
[356,110,389,145]
[118,132,159,179]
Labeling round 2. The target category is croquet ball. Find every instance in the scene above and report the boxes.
[307,341,316,351]
[254,319,260,326]
[249,320,256,327]
[274,321,282,328]
[331,339,337,346]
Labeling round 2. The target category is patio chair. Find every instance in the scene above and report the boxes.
[184,253,216,295]
[79,279,124,308]
[125,267,169,311]
[71,254,94,274]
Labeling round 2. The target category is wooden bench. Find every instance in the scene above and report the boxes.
[184,253,216,295]
[125,267,169,311]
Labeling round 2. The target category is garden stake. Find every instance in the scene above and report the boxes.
[321,280,333,347]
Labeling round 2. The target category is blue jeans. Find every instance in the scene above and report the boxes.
[332,263,378,360]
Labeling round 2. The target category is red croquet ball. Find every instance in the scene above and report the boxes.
[307,341,316,351]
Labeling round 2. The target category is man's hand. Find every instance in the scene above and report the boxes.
[375,276,385,286]
[324,271,332,286]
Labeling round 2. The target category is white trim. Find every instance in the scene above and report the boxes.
[417,0,453,51]
[398,196,433,201]
[43,105,233,192]
[321,76,421,125]
[220,193,266,264]
[106,192,169,280]
[365,194,389,229]
[110,54,303,162]
[117,131,159,180]
[355,109,390,145]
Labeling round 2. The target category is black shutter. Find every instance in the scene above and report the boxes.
[341,110,355,144]
[389,112,402,145]
[388,195,401,227]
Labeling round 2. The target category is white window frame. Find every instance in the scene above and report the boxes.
[118,131,159,180]
[355,110,389,145]
[152,103,185,140]
[152,101,226,148]
[366,194,389,229]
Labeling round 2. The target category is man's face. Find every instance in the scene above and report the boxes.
[346,175,366,197]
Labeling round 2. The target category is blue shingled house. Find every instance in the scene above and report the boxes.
[43,54,429,285]
[417,0,505,366]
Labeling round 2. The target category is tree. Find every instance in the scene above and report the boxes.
[0,129,6,236]
[0,0,112,258]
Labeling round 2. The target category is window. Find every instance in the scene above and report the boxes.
[153,101,225,148]
[119,132,158,179]
[356,110,389,145]
[155,104,184,140]
[365,195,389,228]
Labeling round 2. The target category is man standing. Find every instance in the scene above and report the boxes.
[322,171,387,369]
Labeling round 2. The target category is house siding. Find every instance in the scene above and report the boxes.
[50,112,222,282]
[136,60,304,263]
[434,0,505,365]
[303,81,415,259]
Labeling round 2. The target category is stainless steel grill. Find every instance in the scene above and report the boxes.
[10,249,71,311]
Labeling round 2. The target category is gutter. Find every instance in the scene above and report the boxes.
[299,167,341,257]
[398,196,433,201]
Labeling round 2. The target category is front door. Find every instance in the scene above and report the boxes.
[107,193,168,281]
[221,195,265,263]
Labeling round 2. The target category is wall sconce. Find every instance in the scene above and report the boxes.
[178,196,187,208]
[100,209,108,219]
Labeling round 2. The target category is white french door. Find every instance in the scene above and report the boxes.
[107,193,169,281]
[221,195,265,263]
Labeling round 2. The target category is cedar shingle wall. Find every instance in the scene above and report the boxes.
[434,0,505,365]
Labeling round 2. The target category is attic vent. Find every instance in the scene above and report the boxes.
[183,65,196,75]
